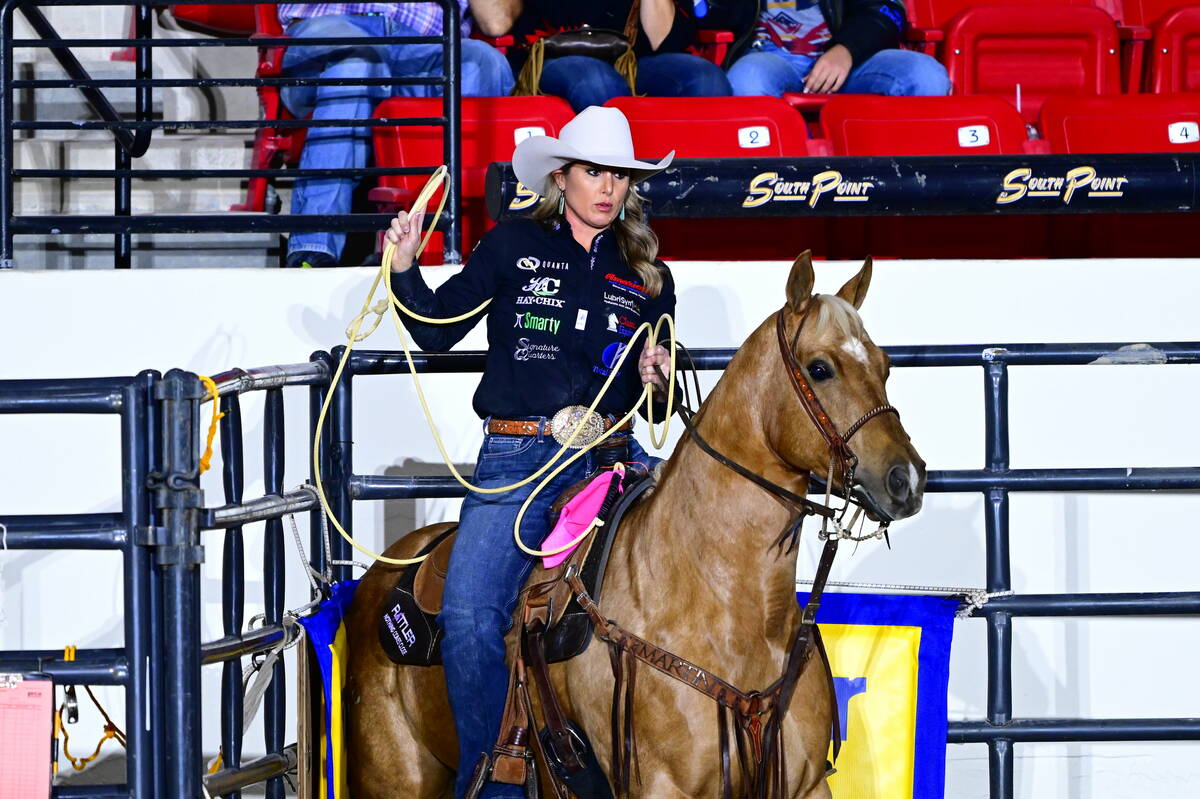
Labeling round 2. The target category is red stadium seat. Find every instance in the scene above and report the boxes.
[905,0,1123,53]
[370,96,575,263]
[604,96,826,260]
[171,4,258,35]
[605,96,811,157]
[1120,0,1193,26]
[1040,93,1200,151]
[1147,6,1200,92]
[1039,93,1198,257]
[820,95,1031,155]
[815,95,1051,259]
[943,5,1122,124]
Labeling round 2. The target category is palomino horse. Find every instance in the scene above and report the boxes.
[344,252,926,798]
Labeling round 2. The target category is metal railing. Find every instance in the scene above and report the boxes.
[0,0,463,268]
[3,339,1198,797]
[326,341,1200,799]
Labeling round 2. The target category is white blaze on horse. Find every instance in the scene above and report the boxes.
[344,251,926,798]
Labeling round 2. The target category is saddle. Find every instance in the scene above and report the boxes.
[377,470,655,668]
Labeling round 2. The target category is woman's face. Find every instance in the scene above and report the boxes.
[555,163,631,231]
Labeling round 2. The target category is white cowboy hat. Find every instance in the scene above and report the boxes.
[512,105,675,196]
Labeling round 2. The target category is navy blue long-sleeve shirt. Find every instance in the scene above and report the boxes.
[390,218,676,421]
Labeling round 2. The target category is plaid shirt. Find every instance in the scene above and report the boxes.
[278,1,472,36]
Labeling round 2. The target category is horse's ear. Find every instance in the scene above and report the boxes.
[835,255,873,310]
[786,250,816,312]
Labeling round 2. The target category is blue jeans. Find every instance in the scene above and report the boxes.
[727,42,950,97]
[281,14,514,261]
[540,52,732,112]
[440,427,657,798]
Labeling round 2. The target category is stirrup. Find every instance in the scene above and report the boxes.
[464,752,493,799]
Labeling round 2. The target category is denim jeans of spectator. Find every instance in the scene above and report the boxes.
[440,427,657,798]
[727,41,951,97]
[281,14,514,262]
[539,52,732,112]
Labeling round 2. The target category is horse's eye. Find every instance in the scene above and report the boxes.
[807,359,834,382]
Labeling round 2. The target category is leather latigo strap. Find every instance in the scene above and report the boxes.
[487,416,633,437]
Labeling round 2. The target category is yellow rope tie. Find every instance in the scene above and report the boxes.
[55,647,127,773]
[311,166,677,566]
[198,375,225,475]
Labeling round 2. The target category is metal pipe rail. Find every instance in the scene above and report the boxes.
[0,373,158,798]
[487,155,1200,219]
[326,339,1200,799]
[0,0,464,268]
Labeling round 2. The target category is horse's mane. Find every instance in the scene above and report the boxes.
[813,294,866,340]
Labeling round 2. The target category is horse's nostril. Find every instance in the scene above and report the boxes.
[886,465,910,502]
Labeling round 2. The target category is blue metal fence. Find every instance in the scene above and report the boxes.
[2,340,1199,797]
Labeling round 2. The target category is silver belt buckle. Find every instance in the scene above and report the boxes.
[550,405,607,448]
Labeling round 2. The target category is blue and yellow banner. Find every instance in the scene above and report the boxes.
[796,592,957,799]
[299,579,359,799]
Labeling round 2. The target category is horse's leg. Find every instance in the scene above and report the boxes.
[346,663,456,799]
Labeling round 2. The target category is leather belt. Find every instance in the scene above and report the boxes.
[487,411,632,447]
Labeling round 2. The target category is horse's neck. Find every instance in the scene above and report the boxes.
[621,330,809,650]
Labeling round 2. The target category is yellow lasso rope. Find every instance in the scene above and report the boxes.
[310,167,676,565]
[198,375,225,475]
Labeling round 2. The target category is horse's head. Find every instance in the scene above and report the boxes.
[768,251,925,522]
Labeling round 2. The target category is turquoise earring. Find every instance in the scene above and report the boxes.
[619,205,626,221]
[557,195,565,214]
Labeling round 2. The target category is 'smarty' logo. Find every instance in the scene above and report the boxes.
[743,170,874,209]
[996,166,1129,205]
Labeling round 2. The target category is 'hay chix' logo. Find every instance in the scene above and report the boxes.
[522,276,560,297]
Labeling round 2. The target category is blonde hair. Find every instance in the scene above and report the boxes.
[531,165,666,299]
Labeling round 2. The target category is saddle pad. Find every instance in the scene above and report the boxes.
[378,526,457,667]
[541,464,625,569]
[544,474,655,663]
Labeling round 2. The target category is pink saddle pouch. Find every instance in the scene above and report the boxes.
[541,464,625,570]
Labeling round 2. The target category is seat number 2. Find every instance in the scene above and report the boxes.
[738,126,771,149]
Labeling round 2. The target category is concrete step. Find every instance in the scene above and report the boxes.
[19,59,164,142]
[13,139,62,214]
[62,134,252,214]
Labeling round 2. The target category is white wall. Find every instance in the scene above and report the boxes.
[1,259,1198,797]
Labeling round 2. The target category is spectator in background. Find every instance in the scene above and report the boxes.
[279,1,516,269]
[510,0,732,112]
[712,0,950,97]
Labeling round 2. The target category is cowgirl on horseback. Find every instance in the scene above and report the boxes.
[384,105,676,799]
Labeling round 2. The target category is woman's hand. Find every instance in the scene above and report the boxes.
[639,342,672,393]
[804,44,853,94]
[385,208,425,273]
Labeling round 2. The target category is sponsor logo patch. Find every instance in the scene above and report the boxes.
[515,296,566,309]
[514,312,560,335]
[384,603,417,655]
[606,312,637,337]
[522,276,561,297]
[995,166,1129,205]
[517,255,569,272]
[514,337,560,362]
[604,272,648,298]
[602,291,641,313]
[593,341,629,376]
[743,169,874,209]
